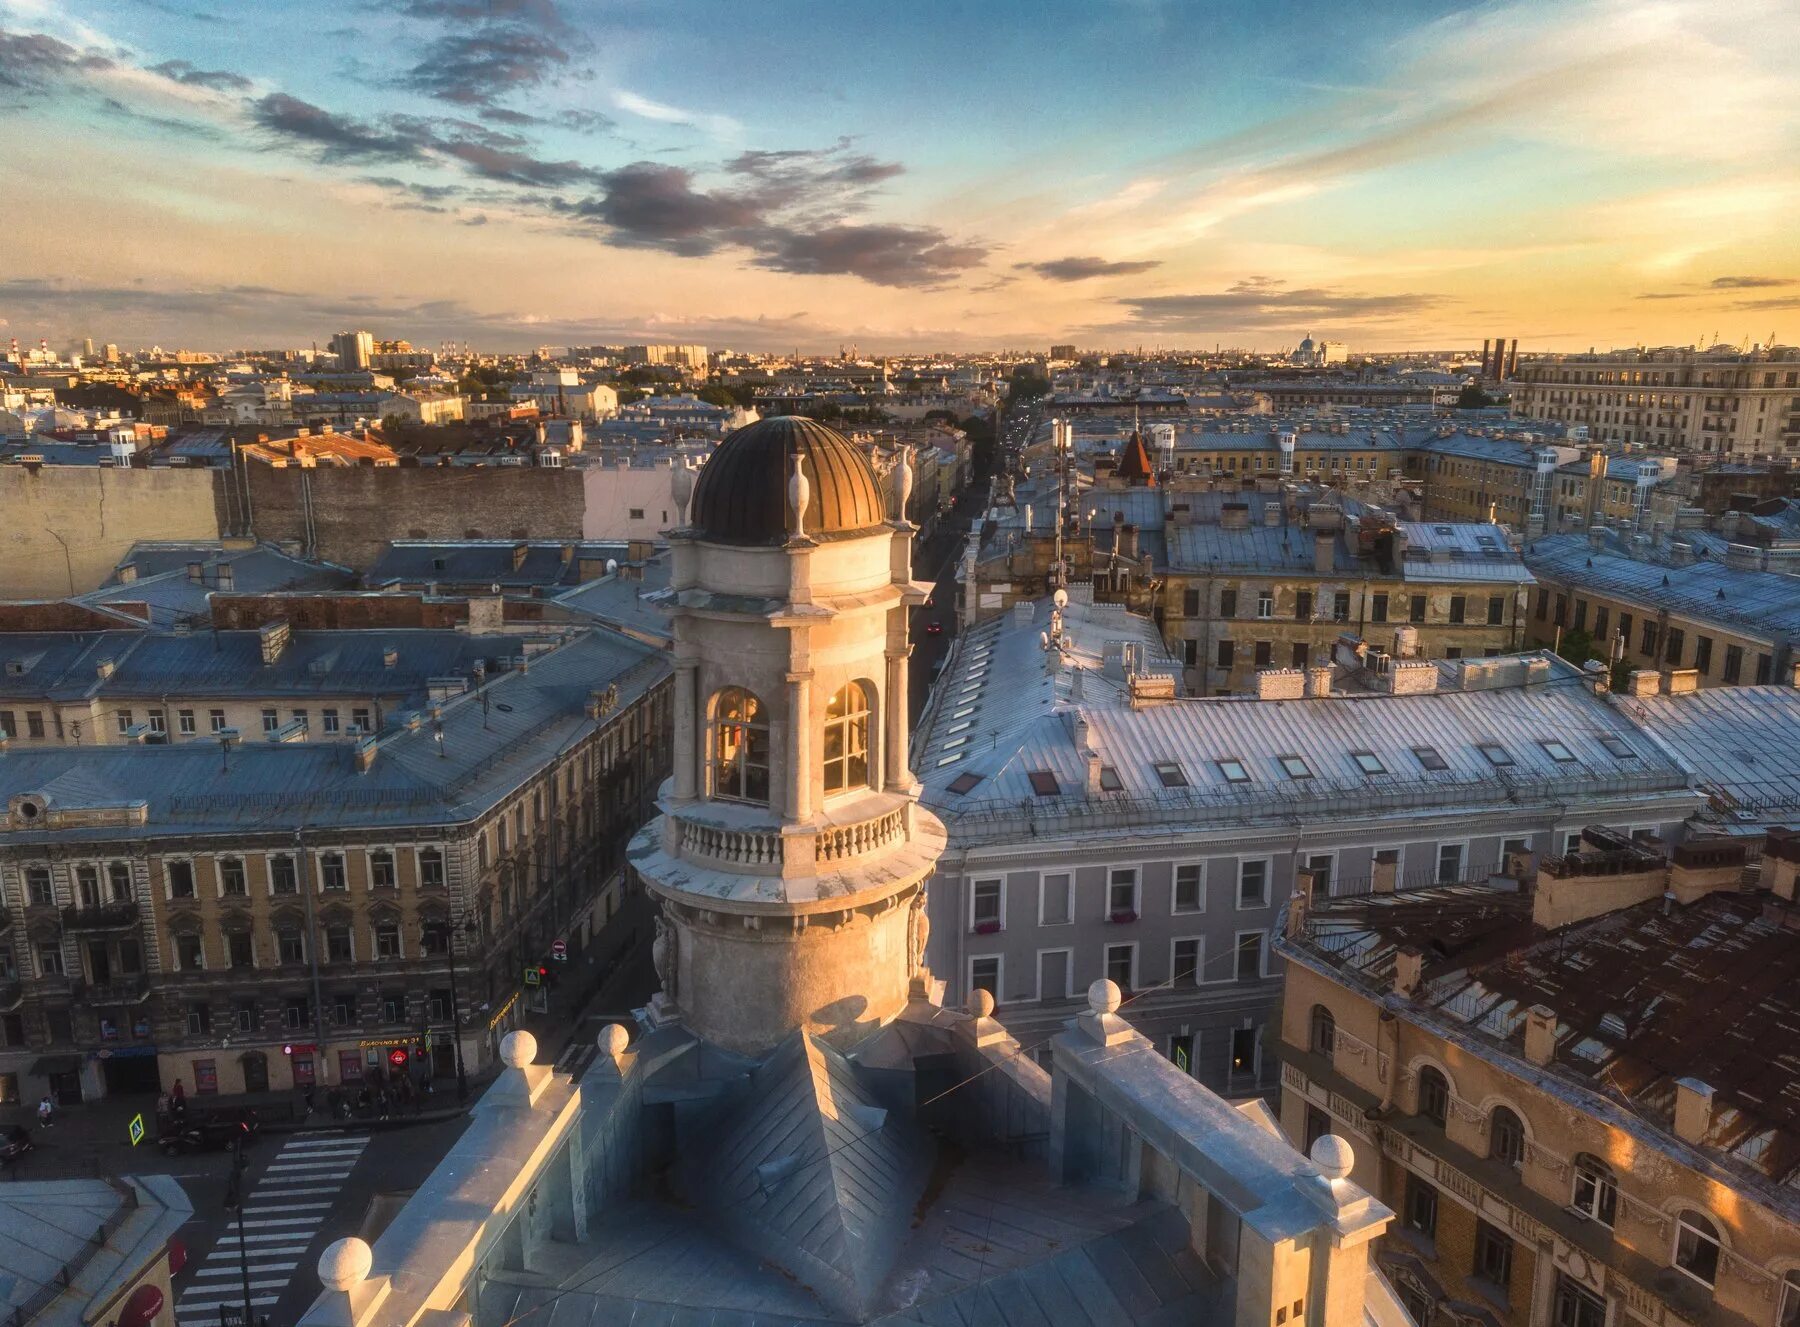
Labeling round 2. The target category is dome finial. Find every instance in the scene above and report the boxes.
[789,448,811,539]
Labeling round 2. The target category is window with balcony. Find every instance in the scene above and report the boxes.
[1418,1066,1450,1126]
[1553,1274,1606,1327]
[1404,1174,1438,1241]
[822,681,873,795]
[709,687,770,804]
[75,865,99,908]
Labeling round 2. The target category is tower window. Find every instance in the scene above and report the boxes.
[822,682,873,795]
[710,687,771,804]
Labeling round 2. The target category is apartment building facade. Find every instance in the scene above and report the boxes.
[1274,832,1800,1327]
[1511,345,1800,457]
[0,629,671,1107]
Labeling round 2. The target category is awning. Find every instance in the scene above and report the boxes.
[30,1055,83,1076]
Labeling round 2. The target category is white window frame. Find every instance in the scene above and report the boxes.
[416,845,446,889]
[1560,830,1582,856]
[967,953,1003,1005]
[1501,836,1533,859]
[1169,935,1204,987]
[1436,840,1468,884]
[1102,940,1138,990]
[1671,1210,1722,1289]
[1300,851,1337,894]
[162,855,198,902]
[1235,856,1272,910]
[216,855,248,898]
[317,851,349,893]
[367,848,397,890]
[1033,947,1073,1002]
[969,877,1005,931]
[1170,861,1206,914]
[372,921,405,962]
[265,851,300,897]
[1105,865,1141,919]
[1233,928,1268,981]
[1037,871,1073,926]
[1227,1022,1262,1080]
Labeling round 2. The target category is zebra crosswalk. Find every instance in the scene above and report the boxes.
[175,1131,369,1326]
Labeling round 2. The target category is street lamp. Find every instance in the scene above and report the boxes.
[223,1125,254,1327]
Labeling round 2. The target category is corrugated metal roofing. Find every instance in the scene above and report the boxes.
[1527,532,1800,638]
[1621,685,1800,814]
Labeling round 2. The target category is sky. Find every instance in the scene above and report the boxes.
[0,0,1796,354]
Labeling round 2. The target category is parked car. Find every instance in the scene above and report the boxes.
[159,1113,257,1155]
[0,1125,32,1168]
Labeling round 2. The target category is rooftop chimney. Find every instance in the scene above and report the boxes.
[1313,529,1335,574]
[511,541,530,572]
[1392,947,1424,999]
[1674,1078,1714,1145]
[186,560,205,581]
[1253,668,1306,701]
[259,619,290,665]
[1524,1005,1557,1066]
[215,563,234,592]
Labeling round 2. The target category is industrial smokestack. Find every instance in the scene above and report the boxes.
[1481,339,1491,376]
[1506,339,1519,379]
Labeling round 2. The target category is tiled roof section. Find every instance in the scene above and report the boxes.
[693,1031,931,1320]
[1115,431,1157,483]
[1526,531,1800,638]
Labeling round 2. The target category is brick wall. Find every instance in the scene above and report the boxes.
[244,463,584,571]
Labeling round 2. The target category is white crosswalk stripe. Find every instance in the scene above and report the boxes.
[177,1134,371,1323]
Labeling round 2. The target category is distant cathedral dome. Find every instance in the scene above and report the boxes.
[689,415,887,545]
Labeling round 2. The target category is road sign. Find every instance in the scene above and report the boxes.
[523,965,540,987]
[128,1113,145,1146]
[551,939,567,961]
[1173,1046,1189,1075]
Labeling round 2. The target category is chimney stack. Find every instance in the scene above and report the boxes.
[1524,1006,1557,1066]
[1314,529,1335,574]
[1392,947,1424,999]
[1674,1078,1714,1145]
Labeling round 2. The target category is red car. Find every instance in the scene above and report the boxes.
[925,621,943,635]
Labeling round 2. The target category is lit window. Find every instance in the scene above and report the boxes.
[822,682,872,794]
[1352,751,1386,775]
[710,687,770,804]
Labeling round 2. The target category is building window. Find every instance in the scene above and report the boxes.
[1418,1066,1450,1126]
[1436,842,1465,883]
[167,860,196,899]
[822,682,872,795]
[1723,644,1743,684]
[1220,589,1237,617]
[1487,595,1505,625]
[1553,1273,1607,1327]
[227,931,254,968]
[1448,595,1466,625]
[353,707,371,731]
[1641,619,1659,655]
[1182,588,1201,616]
[219,857,247,897]
[1253,641,1272,667]
[1673,1211,1721,1287]
[107,862,132,901]
[1171,937,1200,985]
[284,997,311,1029]
[37,943,64,977]
[1310,1005,1336,1057]
[1039,872,1072,925]
[710,687,771,804]
[116,708,133,735]
[1104,943,1135,990]
[1107,868,1138,919]
[209,709,226,733]
[234,1000,257,1032]
[320,853,347,891]
[25,867,52,907]
[1474,1221,1514,1291]
[1294,590,1313,621]
[1405,1174,1438,1241]
[969,955,1000,1002]
[187,1004,211,1035]
[1172,863,1204,913]
[1228,1026,1258,1080]
[1305,1106,1332,1153]
[1216,639,1234,668]
[1371,593,1389,623]
[326,926,353,962]
[1694,636,1713,675]
[1234,931,1264,981]
[1237,859,1269,909]
[178,709,197,736]
[1778,1273,1800,1327]
[381,990,406,1022]
[1490,1106,1525,1169]
[419,847,445,888]
[322,708,340,734]
[174,933,204,971]
[369,849,396,889]
[971,878,1003,931]
[277,928,305,964]
[1256,590,1274,619]
[374,923,402,959]
[1333,591,1351,622]
[270,854,298,895]
[1664,627,1684,666]
[261,708,280,734]
[330,992,357,1025]
[25,711,44,739]
[1409,594,1426,623]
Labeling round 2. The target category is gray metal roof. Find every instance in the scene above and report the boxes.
[76,544,355,626]
[917,600,1691,835]
[1526,532,1800,639]
[366,540,635,589]
[1620,685,1800,818]
[0,627,668,838]
[554,554,675,643]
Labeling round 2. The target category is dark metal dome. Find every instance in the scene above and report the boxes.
[690,416,887,545]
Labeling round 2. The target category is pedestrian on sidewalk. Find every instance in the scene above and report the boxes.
[170,1079,186,1118]
[36,1096,53,1129]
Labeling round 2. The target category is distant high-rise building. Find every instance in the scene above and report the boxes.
[103,343,119,364]
[330,329,374,371]
[1050,343,1078,360]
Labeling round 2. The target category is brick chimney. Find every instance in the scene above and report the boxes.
[1254,668,1306,700]
[1674,1078,1714,1144]
[1392,947,1424,999]
[1314,529,1335,574]
[1668,838,1747,905]
[1372,850,1399,895]
[1627,669,1659,697]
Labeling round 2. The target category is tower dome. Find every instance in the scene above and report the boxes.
[690,416,887,544]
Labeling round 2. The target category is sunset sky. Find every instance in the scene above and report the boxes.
[1,0,1796,353]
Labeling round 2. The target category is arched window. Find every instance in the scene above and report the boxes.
[1571,1153,1617,1225]
[1673,1210,1721,1288]
[1309,1005,1336,1057]
[1489,1106,1525,1169]
[822,682,873,795]
[1779,1271,1800,1327]
[710,687,770,804]
[1417,1066,1450,1127]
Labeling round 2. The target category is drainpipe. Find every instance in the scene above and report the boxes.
[295,827,328,1085]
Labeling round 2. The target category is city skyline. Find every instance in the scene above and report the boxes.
[1,0,1796,352]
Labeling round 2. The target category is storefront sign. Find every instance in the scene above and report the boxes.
[192,1060,218,1094]
[486,992,519,1030]
[355,1038,412,1050]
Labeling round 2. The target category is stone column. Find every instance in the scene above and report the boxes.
[672,655,699,800]
[885,647,910,791]
[787,671,813,822]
